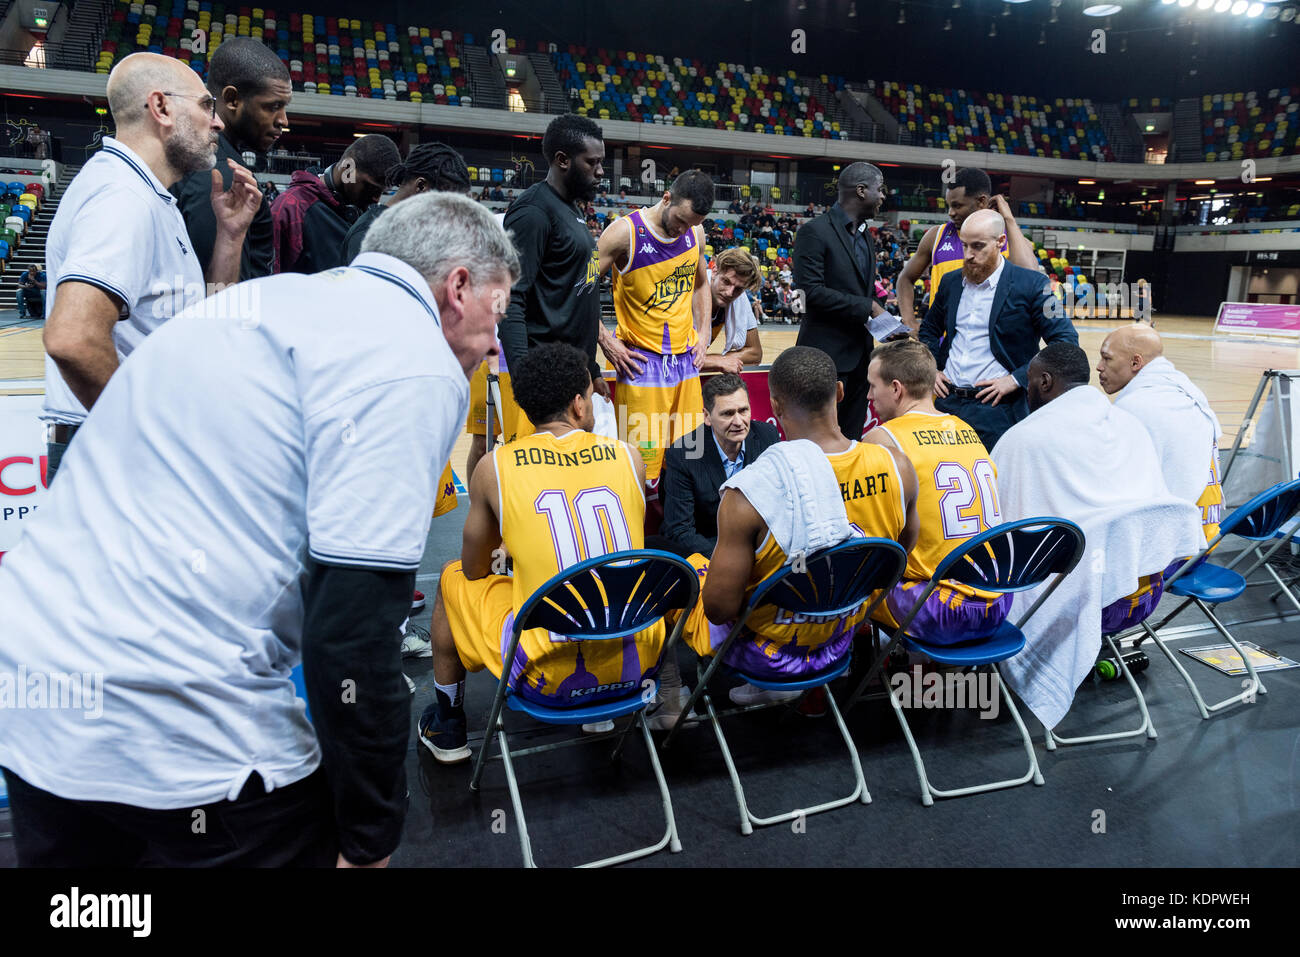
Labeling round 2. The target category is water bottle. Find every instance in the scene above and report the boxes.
[1095,650,1150,681]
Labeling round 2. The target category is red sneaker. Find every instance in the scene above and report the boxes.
[411,589,426,612]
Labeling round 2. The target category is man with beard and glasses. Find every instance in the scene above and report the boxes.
[172,37,290,279]
[919,209,1077,451]
[40,52,261,483]
[466,113,607,482]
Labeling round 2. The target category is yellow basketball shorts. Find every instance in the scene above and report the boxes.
[614,349,703,483]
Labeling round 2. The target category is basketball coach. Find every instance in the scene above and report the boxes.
[792,161,890,439]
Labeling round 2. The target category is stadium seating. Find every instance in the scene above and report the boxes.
[1199,87,1299,162]
[97,1,469,103]
[870,80,1114,161]
[549,47,848,139]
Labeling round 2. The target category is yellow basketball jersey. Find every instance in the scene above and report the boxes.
[877,411,1003,601]
[612,208,701,354]
[743,442,906,651]
[927,220,1010,306]
[1197,442,1224,542]
[495,429,665,699]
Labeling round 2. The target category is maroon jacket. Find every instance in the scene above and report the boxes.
[270,170,350,274]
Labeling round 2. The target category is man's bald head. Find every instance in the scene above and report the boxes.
[959,208,1006,284]
[106,52,206,129]
[1097,323,1164,395]
[959,208,1006,245]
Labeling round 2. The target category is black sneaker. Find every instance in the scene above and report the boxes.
[418,709,471,764]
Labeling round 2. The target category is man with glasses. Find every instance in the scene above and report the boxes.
[173,37,291,279]
[40,52,261,483]
[271,133,399,274]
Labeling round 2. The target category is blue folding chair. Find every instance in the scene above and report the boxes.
[1136,477,1300,719]
[663,538,908,834]
[1045,500,1197,750]
[469,549,699,868]
[842,518,1085,805]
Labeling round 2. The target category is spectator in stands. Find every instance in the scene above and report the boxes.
[618,187,627,202]
[656,373,779,559]
[896,167,1037,331]
[173,37,290,280]
[804,201,816,217]
[272,133,400,274]
[340,142,471,264]
[490,184,505,201]
[17,264,46,320]
[597,186,608,203]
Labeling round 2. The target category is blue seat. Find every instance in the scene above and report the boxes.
[844,517,1085,806]
[1138,477,1300,719]
[665,538,908,834]
[469,549,699,868]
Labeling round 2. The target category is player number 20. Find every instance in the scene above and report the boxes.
[934,460,1001,540]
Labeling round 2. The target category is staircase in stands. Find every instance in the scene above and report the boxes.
[1,164,80,311]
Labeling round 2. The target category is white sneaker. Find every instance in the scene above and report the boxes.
[401,621,433,658]
[403,672,416,694]
[646,686,693,731]
[729,682,801,706]
[582,720,615,734]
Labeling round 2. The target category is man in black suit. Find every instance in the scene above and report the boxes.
[655,373,780,557]
[793,162,890,440]
[920,208,1078,450]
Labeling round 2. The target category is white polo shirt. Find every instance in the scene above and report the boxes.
[42,136,205,426]
[946,255,1012,388]
[0,252,466,808]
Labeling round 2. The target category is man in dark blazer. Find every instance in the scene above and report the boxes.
[919,208,1078,450]
[793,162,890,440]
[655,373,779,558]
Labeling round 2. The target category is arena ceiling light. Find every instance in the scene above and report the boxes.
[1247,1,1264,13]
[1194,178,1216,184]
[1197,0,1213,8]
[1231,0,1248,12]
[1215,0,1232,10]
[1083,3,1123,14]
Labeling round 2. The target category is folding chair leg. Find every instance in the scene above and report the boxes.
[889,664,1043,805]
[704,689,869,835]
[486,713,682,868]
[1141,606,1266,720]
[495,725,536,868]
[1045,635,1157,749]
[1263,563,1300,614]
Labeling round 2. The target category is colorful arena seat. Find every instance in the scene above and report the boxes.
[1199,87,1298,161]
[870,80,1113,161]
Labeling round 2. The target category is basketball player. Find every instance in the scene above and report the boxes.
[466,114,607,483]
[895,167,1036,330]
[863,338,1012,643]
[419,343,661,761]
[1096,324,1224,546]
[596,170,715,487]
[702,246,763,375]
[677,347,919,705]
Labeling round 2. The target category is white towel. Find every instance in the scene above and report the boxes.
[719,291,759,354]
[1112,356,1222,512]
[991,386,1205,729]
[721,439,852,562]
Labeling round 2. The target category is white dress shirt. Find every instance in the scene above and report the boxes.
[945,255,1011,388]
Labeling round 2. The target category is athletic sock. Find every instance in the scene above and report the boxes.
[433,681,465,717]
